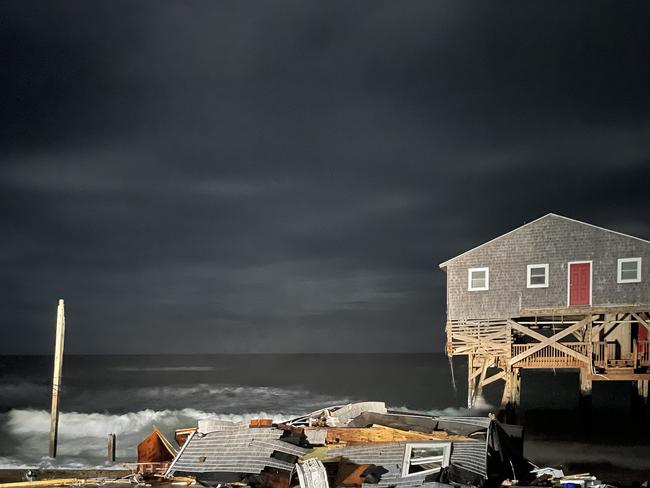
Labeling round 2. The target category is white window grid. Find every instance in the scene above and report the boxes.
[401,442,452,478]
[468,267,489,291]
[527,263,549,288]
[617,257,641,284]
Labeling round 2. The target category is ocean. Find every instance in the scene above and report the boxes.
[1,354,649,480]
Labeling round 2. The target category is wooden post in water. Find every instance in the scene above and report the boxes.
[49,299,66,458]
[107,433,116,462]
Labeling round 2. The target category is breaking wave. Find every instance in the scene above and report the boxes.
[0,408,297,469]
[0,396,494,469]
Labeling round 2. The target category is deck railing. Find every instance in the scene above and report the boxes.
[510,343,587,368]
[636,340,649,367]
[446,319,510,356]
[593,341,617,368]
[592,340,649,368]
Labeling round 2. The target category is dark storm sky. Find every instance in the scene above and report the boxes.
[1,1,648,354]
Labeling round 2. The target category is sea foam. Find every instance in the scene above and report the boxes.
[0,408,296,468]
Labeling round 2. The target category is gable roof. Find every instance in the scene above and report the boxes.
[439,213,650,268]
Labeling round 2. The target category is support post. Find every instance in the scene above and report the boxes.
[500,368,520,423]
[108,433,116,462]
[631,380,649,432]
[632,380,649,409]
[474,358,490,402]
[639,380,649,405]
[579,368,592,408]
[579,368,592,431]
[49,299,66,458]
[467,354,475,409]
[512,368,521,408]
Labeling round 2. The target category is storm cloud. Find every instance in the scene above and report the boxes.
[1,1,648,353]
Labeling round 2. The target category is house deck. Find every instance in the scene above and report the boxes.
[446,307,650,409]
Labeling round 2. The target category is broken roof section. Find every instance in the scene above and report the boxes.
[287,401,388,427]
[136,426,178,474]
[166,421,309,476]
[439,213,650,268]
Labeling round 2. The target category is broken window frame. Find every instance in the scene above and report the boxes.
[401,442,452,477]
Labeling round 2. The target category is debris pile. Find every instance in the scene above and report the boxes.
[161,402,534,488]
[0,403,632,488]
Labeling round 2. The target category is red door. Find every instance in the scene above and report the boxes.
[569,262,591,306]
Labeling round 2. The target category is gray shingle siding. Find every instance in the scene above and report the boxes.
[442,215,650,320]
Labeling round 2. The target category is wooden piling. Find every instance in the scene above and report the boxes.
[500,368,520,423]
[579,368,593,406]
[639,380,649,405]
[49,299,66,458]
[108,433,116,462]
[466,355,474,409]
[578,368,593,432]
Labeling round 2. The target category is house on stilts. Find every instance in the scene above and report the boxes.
[440,213,650,411]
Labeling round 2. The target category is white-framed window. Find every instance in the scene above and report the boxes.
[468,267,489,291]
[617,257,641,283]
[401,442,451,477]
[527,264,549,288]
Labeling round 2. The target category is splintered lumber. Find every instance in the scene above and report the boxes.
[335,462,370,486]
[148,475,196,485]
[0,479,147,488]
[174,428,197,447]
[0,480,84,488]
[322,424,473,445]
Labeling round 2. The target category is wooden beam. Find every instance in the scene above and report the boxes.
[519,305,650,316]
[587,373,650,381]
[481,370,506,387]
[451,332,507,345]
[602,321,621,340]
[470,366,483,380]
[632,313,650,333]
[591,319,617,340]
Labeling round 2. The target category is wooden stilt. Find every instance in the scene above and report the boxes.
[631,380,649,429]
[640,380,649,405]
[49,299,66,458]
[107,433,116,462]
[500,369,512,409]
[474,358,490,403]
[579,368,592,404]
[511,369,521,408]
[500,368,520,423]
[578,368,592,431]
[467,355,475,409]
[633,380,649,406]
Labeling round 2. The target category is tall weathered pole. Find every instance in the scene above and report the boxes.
[49,299,66,458]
